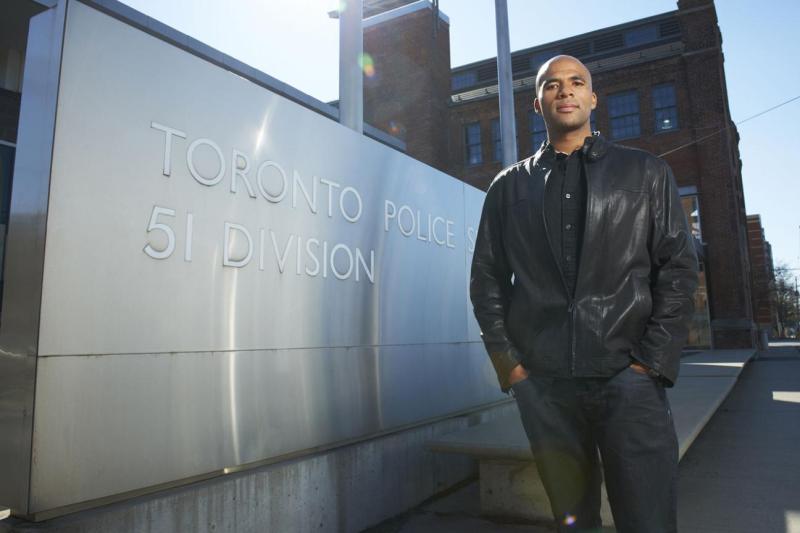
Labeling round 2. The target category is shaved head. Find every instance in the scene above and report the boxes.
[535,55,593,94]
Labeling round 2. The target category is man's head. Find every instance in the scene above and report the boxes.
[533,55,596,139]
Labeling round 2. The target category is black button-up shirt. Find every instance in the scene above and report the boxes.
[544,139,591,297]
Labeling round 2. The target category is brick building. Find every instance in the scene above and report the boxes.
[746,214,777,343]
[361,0,755,349]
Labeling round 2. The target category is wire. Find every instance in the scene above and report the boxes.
[658,94,800,158]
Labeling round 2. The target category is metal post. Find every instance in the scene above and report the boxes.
[494,0,518,166]
[339,0,363,133]
[795,277,799,337]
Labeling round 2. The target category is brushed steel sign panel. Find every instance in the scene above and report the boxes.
[39,1,474,356]
[18,0,503,515]
[30,346,501,510]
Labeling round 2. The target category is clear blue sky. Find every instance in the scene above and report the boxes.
[120,0,800,272]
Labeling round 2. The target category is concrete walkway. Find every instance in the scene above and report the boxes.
[364,345,796,533]
[677,341,800,533]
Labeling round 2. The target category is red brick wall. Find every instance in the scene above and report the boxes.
[363,8,451,173]
[678,0,754,348]
[747,216,775,327]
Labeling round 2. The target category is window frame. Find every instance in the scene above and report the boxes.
[528,111,547,152]
[452,71,477,91]
[464,122,483,166]
[652,83,679,133]
[607,90,641,140]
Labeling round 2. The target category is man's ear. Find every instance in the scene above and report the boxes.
[590,92,597,110]
[533,98,541,114]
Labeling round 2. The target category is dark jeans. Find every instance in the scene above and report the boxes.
[511,366,678,533]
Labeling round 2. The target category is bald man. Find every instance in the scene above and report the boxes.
[470,55,698,532]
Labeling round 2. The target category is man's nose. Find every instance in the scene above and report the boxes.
[557,86,573,98]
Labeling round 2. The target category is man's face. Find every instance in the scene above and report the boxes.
[533,57,596,136]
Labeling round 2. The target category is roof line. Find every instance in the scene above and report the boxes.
[451,9,679,72]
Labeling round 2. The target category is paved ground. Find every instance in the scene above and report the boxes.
[362,342,800,533]
[676,341,800,533]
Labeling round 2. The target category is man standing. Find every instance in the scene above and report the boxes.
[470,55,698,532]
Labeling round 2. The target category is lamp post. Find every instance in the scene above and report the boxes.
[494,0,518,167]
[334,0,364,133]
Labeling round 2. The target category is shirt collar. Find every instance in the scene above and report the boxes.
[551,133,598,157]
[534,131,604,167]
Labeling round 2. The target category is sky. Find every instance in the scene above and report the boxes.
[119,0,800,272]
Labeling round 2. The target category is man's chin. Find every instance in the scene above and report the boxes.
[550,121,592,135]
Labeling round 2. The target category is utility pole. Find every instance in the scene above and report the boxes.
[494,0,518,167]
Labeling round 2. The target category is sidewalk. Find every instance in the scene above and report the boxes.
[677,341,800,533]
[364,344,798,532]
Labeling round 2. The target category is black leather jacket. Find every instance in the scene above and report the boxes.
[470,134,698,392]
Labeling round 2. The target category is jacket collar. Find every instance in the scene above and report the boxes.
[584,132,609,162]
[533,131,609,167]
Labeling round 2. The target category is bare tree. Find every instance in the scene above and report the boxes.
[772,263,799,338]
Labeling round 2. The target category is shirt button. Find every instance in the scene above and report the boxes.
[565,255,572,261]
[565,224,573,230]
[565,193,572,199]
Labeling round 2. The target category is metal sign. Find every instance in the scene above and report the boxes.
[0,0,501,515]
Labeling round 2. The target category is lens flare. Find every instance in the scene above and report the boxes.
[388,120,405,136]
[563,514,577,526]
[359,52,376,78]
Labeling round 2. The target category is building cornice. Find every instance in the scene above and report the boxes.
[451,41,684,105]
[363,0,448,29]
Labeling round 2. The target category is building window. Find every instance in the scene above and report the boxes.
[659,19,681,38]
[476,64,496,82]
[680,193,710,348]
[681,195,702,242]
[563,41,591,58]
[608,90,640,140]
[653,83,679,132]
[491,119,502,161]
[531,50,559,71]
[452,71,477,91]
[594,33,624,53]
[528,112,547,151]
[511,55,532,74]
[625,25,658,47]
[0,48,23,92]
[465,122,482,165]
